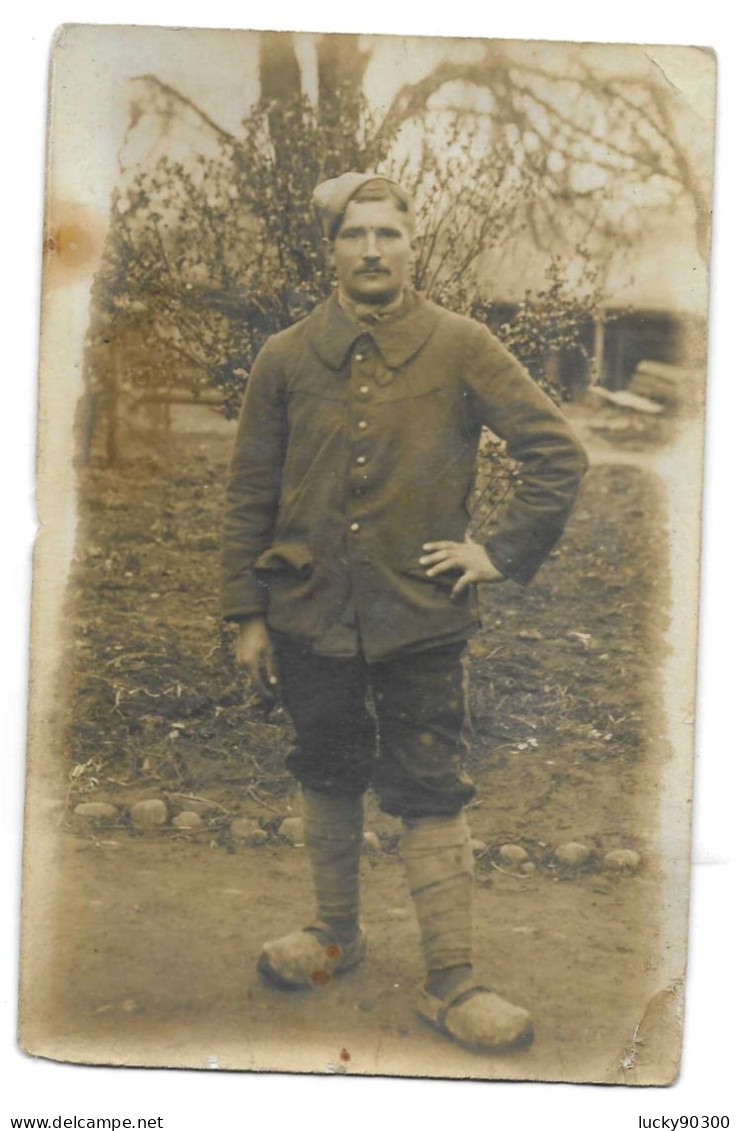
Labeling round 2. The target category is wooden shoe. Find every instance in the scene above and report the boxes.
[257,922,366,989]
[418,976,534,1052]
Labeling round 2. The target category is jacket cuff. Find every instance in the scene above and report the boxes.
[484,527,561,587]
[220,576,269,621]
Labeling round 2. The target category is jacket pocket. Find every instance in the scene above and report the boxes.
[254,543,314,577]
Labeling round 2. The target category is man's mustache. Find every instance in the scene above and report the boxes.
[355,266,390,275]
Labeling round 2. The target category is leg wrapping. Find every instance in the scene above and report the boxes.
[400,811,474,972]
[302,788,364,941]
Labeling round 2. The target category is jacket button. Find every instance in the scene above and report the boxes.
[357,420,368,430]
[355,353,365,362]
[356,455,367,465]
[349,522,360,532]
[359,384,370,395]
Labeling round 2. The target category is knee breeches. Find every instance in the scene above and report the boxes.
[273,638,476,819]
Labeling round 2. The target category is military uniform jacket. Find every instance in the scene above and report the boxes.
[220,290,588,661]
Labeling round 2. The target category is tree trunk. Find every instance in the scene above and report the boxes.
[316,35,368,174]
[259,32,302,106]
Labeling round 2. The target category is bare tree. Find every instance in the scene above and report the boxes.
[378,44,709,259]
[82,36,704,462]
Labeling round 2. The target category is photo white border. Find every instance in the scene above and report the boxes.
[3,3,736,1128]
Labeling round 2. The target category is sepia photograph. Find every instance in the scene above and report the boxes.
[19,23,715,1086]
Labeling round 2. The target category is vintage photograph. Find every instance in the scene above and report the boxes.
[21,25,715,1083]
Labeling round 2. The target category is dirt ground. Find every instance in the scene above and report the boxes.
[22,404,678,1083]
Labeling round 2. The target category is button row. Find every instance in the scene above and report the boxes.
[350,346,370,534]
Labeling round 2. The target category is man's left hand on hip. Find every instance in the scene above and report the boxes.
[419,535,505,598]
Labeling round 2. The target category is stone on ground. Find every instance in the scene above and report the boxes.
[553,841,592,868]
[603,849,641,873]
[172,810,203,830]
[74,802,118,821]
[231,817,266,845]
[129,799,168,829]
[499,844,529,866]
[471,839,488,856]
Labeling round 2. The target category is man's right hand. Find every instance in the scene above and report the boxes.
[236,616,278,699]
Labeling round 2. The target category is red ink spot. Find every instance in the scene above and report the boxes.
[45,237,57,253]
[340,1048,351,1062]
[311,969,330,986]
[325,945,340,959]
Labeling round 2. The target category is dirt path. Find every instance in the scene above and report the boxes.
[23,415,682,1083]
[30,830,652,1082]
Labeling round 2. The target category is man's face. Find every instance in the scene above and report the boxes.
[329,198,415,305]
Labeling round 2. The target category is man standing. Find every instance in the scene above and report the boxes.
[221,172,587,1052]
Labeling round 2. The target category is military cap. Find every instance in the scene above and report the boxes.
[311,172,415,239]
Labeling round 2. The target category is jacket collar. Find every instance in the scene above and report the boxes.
[308,290,439,371]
